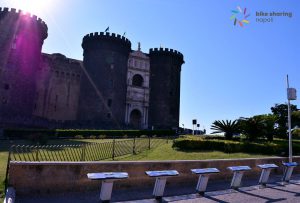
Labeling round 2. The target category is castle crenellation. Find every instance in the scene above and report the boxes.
[0,7,184,130]
[1,7,44,22]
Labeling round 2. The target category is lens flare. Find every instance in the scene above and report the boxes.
[9,0,51,15]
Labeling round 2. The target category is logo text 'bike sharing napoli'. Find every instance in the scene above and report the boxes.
[230,6,250,27]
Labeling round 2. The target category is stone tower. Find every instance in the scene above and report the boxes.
[148,48,184,129]
[79,32,131,127]
[0,7,48,118]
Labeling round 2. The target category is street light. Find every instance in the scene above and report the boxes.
[287,75,297,162]
[192,119,197,135]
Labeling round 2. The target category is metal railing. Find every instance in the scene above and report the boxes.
[9,137,173,162]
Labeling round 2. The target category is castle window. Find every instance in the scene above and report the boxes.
[109,79,114,88]
[11,43,16,50]
[107,99,112,107]
[11,34,18,50]
[4,84,9,90]
[107,113,111,119]
[54,95,58,112]
[132,74,144,87]
[2,97,7,104]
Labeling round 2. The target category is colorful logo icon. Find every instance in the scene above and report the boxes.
[230,6,250,27]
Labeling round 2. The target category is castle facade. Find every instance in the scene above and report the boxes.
[0,7,184,130]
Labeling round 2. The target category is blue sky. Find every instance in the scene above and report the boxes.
[1,0,300,132]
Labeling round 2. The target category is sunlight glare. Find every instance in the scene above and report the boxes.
[9,0,51,15]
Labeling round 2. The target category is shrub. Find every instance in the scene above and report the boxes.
[4,129,55,139]
[172,137,300,156]
[89,135,97,139]
[4,128,176,139]
[99,134,106,139]
[292,129,300,139]
[74,135,84,139]
[28,133,48,145]
[140,135,148,138]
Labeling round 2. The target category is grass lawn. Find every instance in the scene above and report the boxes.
[115,142,269,161]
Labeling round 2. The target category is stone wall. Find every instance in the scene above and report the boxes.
[33,53,82,121]
[8,157,300,195]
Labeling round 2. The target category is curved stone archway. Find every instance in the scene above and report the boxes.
[130,109,142,128]
[132,74,144,87]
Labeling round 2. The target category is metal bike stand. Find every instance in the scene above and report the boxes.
[87,172,129,202]
[145,170,179,199]
[227,166,251,189]
[257,164,278,187]
[191,168,220,195]
[282,162,298,183]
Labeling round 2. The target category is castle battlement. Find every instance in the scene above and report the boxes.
[149,47,184,62]
[0,7,48,39]
[82,32,131,48]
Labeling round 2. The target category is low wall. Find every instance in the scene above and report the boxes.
[9,156,300,195]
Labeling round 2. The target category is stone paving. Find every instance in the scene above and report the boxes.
[16,175,300,203]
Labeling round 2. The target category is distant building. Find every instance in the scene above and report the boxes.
[0,7,184,130]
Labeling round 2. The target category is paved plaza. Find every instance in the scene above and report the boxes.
[16,175,300,203]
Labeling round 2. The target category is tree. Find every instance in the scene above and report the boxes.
[210,120,240,140]
[239,114,276,141]
[271,103,298,138]
[256,114,277,141]
[239,116,265,141]
[292,111,300,128]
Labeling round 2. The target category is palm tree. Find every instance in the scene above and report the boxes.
[211,120,240,140]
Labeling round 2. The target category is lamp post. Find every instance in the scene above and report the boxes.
[192,119,197,135]
[287,75,297,162]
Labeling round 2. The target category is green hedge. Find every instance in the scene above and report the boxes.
[292,129,300,139]
[4,128,175,139]
[172,137,299,155]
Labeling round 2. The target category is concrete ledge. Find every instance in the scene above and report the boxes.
[8,157,300,195]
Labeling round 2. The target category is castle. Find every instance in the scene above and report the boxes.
[0,7,184,130]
